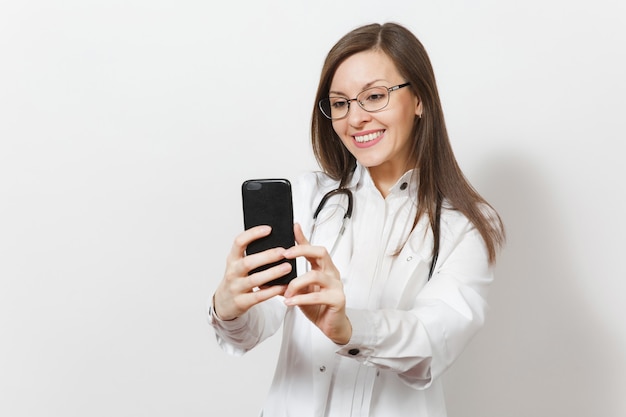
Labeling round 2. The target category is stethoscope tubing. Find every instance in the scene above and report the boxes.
[310,188,353,258]
[309,187,438,280]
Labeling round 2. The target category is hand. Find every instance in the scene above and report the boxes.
[283,223,352,344]
[213,225,289,321]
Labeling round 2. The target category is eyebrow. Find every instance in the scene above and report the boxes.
[329,79,388,96]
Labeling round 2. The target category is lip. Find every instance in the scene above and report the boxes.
[352,129,385,148]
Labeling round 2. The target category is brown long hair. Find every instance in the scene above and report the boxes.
[311,22,505,264]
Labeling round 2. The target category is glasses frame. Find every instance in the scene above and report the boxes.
[318,82,411,120]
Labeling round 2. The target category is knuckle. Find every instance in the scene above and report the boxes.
[233,234,248,248]
[254,290,268,303]
[238,256,250,270]
[240,255,256,272]
[232,296,249,313]
[273,246,286,255]
[311,245,329,257]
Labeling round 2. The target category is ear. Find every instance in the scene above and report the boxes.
[414,96,423,118]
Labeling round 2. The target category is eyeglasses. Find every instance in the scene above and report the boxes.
[318,82,411,120]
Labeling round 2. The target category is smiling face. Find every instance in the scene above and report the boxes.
[329,49,422,190]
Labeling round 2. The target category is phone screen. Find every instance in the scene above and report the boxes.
[241,179,297,285]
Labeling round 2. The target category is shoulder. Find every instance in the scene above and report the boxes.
[437,202,497,261]
[440,201,498,232]
[440,202,468,228]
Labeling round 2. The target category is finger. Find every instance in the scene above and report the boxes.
[293,223,309,246]
[227,284,287,319]
[248,260,294,289]
[284,289,344,308]
[239,246,289,276]
[285,271,333,298]
[247,284,287,305]
[283,244,331,272]
[228,225,272,261]
[283,242,328,260]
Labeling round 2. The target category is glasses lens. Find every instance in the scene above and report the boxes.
[319,86,391,120]
[319,97,349,120]
[357,87,389,112]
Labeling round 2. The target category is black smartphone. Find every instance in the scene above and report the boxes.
[241,178,297,286]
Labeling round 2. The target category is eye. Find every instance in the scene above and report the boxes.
[330,98,348,109]
[364,91,387,102]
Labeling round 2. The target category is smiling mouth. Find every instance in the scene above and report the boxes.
[354,130,384,143]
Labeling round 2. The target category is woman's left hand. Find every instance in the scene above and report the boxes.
[282,223,352,345]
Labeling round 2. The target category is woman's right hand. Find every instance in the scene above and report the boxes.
[212,225,290,321]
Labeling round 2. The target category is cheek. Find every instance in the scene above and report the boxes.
[331,120,348,139]
[399,108,420,129]
[329,121,351,148]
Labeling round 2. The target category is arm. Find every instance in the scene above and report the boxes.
[285,212,493,388]
[207,225,291,355]
[208,295,287,356]
[337,215,493,388]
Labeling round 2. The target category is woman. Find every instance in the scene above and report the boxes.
[209,22,505,417]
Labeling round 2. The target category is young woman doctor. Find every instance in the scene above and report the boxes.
[208,22,505,417]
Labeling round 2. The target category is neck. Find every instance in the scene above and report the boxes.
[368,164,407,198]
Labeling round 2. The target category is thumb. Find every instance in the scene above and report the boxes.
[293,223,309,246]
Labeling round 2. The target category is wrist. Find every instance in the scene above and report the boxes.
[212,293,238,321]
[332,316,353,345]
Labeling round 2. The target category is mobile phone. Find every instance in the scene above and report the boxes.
[241,178,297,286]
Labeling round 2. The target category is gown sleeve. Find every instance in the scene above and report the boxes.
[335,210,495,389]
[208,296,287,356]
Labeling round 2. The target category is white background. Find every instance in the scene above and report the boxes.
[1,1,625,416]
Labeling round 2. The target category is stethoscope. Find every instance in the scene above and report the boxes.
[309,188,353,258]
[309,187,438,280]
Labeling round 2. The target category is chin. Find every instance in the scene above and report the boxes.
[355,157,384,169]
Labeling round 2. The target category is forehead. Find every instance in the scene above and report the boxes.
[330,50,402,92]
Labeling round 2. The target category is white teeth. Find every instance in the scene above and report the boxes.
[354,131,383,143]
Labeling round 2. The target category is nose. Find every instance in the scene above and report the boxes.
[347,100,372,126]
